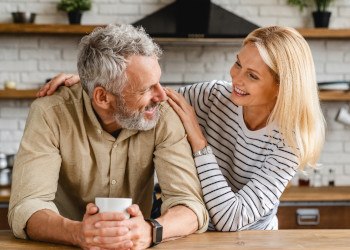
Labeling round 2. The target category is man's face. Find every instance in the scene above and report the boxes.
[113,55,167,131]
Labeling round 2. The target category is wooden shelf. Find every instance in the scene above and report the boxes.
[0,187,10,203]
[0,23,100,35]
[0,89,38,99]
[1,89,350,100]
[297,28,350,39]
[319,91,350,101]
[1,24,350,40]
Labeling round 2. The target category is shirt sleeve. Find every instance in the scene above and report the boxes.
[194,146,298,231]
[153,103,209,233]
[8,102,61,239]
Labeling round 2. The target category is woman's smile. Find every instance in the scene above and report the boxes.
[233,85,248,96]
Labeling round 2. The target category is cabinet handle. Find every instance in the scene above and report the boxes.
[296,208,320,225]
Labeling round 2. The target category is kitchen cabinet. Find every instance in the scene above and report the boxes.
[0,186,10,230]
[0,204,9,230]
[278,186,350,229]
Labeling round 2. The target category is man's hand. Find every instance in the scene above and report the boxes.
[78,204,152,250]
[37,73,80,97]
[77,203,133,250]
[127,205,153,250]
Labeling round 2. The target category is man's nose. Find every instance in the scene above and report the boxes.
[152,83,167,102]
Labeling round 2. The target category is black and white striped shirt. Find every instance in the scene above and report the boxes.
[179,80,299,231]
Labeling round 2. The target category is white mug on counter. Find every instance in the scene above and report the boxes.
[95,197,132,218]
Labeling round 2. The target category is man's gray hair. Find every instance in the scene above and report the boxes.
[77,24,162,98]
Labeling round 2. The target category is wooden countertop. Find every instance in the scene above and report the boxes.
[1,230,350,249]
[280,186,350,202]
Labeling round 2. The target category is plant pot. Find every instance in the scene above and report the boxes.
[67,11,82,24]
[312,11,331,28]
[12,12,36,23]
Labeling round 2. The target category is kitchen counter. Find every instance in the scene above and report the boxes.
[1,230,350,249]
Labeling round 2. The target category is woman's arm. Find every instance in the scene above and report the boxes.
[165,88,207,153]
[166,81,298,231]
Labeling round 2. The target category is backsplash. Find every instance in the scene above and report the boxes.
[1,0,350,186]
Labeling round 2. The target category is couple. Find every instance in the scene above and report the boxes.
[9,24,325,249]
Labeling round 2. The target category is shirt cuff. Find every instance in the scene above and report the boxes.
[10,199,59,239]
[194,153,217,170]
[161,198,209,233]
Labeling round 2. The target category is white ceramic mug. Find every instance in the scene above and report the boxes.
[336,106,350,126]
[95,197,132,219]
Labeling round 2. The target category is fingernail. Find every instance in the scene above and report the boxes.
[95,222,100,228]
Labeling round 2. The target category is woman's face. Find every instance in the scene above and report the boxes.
[230,43,279,110]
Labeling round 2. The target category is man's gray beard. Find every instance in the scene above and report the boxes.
[114,96,160,131]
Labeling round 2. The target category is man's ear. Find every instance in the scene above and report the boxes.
[92,86,113,109]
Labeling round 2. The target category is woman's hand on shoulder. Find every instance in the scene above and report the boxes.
[165,88,207,152]
[36,73,80,97]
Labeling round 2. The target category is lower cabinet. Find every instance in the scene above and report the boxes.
[277,201,350,229]
[0,202,9,230]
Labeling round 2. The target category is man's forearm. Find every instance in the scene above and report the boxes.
[156,205,198,241]
[26,209,81,246]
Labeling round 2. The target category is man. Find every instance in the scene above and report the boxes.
[8,24,208,249]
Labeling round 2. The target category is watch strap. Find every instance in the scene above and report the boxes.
[145,218,163,246]
[192,145,213,157]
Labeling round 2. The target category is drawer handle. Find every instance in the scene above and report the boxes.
[296,208,320,225]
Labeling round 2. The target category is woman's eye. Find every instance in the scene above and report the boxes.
[248,73,258,80]
[234,61,241,68]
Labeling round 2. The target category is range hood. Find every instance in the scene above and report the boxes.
[133,0,259,38]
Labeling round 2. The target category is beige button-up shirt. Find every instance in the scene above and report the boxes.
[8,85,208,239]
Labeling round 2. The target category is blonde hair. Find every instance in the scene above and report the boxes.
[243,26,325,169]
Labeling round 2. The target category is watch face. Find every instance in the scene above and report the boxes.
[147,219,163,244]
[154,224,163,243]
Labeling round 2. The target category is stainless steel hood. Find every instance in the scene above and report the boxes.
[132,0,259,38]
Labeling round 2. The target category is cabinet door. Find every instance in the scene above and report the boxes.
[0,203,9,230]
[278,204,350,229]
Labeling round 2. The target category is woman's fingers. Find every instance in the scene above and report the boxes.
[167,98,186,119]
[65,75,80,86]
[36,73,80,97]
[165,88,189,111]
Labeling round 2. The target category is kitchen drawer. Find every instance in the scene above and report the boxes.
[277,201,350,229]
[0,202,9,230]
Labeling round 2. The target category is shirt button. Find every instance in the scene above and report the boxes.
[111,179,117,185]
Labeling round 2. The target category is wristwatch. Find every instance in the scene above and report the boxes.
[192,145,213,157]
[145,218,163,246]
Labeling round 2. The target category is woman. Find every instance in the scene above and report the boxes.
[38,26,325,231]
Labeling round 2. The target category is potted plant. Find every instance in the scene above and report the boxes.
[287,0,335,28]
[57,0,92,24]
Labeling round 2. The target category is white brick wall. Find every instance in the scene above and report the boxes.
[1,0,350,185]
